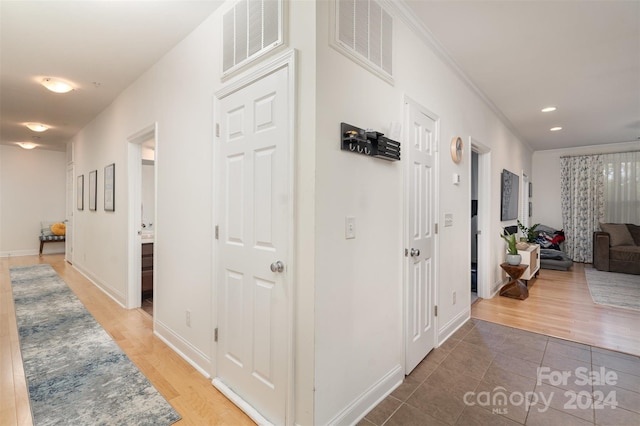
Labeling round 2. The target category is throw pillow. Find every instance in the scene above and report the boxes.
[628,224,640,246]
[599,223,634,247]
[51,222,66,236]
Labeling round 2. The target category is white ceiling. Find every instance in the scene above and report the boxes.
[1,1,638,153]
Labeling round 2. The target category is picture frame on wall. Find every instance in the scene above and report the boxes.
[529,201,533,217]
[89,170,97,211]
[529,182,533,197]
[77,175,84,210]
[104,163,115,212]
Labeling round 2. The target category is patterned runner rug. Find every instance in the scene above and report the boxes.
[9,264,180,425]
[584,266,640,311]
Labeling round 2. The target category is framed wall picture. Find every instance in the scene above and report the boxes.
[104,163,115,212]
[529,201,533,217]
[529,182,533,197]
[77,175,84,210]
[89,170,97,211]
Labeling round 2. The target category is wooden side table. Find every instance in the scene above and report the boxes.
[499,263,529,300]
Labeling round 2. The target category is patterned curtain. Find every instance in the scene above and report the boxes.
[560,155,605,262]
[603,152,640,224]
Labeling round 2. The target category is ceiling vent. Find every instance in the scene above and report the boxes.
[222,0,283,75]
[332,0,393,84]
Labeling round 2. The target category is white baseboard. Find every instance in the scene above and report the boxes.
[154,320,211,378]
[438,307,470,344]
[0,249,39,258]
[327,364,403,426]
[72,263,126,308]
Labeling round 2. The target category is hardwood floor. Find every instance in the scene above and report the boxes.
[472,262,640,356]
[3,256,639,425]
[1,254,255,426]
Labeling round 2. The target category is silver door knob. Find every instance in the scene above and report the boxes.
[410,248,420,257]
[270,261,285,273]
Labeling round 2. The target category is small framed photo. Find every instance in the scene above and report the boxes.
[77,175,84,210]
[104,163,115,212]
[89,170,97,211]
[529,201,533,217]
[529,182,533,198]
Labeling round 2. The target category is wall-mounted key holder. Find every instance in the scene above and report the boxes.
[341,122,400,161]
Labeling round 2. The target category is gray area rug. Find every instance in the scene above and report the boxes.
[584,266,640,311]
[10,264,181,426]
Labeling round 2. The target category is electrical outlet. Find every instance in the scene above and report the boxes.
[453,291,457,305]
[186,310,191,327]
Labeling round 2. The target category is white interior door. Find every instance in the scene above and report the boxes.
[65,164,74,263]
[404,101,437,374]
[215,65,290,425]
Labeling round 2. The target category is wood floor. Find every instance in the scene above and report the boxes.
[2,256,639,425]
[472,262,640,356]
[1,254,254,426]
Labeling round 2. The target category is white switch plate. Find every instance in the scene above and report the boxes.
[345,216,356,239]
[444,213,453,227]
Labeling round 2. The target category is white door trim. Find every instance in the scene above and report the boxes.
[127,123,158,310]
[212,48,296,425]
[402,95,440,372]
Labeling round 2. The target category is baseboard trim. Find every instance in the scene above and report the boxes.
[438,307,470,344]
[212,378,274,426]
[154,320,211,378]
[72,263,126,308]
[326,364,403,426]
[0,249,40,257]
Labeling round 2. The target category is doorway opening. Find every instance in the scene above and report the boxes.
[470,140,491,301]
[127,124,157,312]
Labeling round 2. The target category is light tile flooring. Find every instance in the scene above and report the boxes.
[359,319,640,426]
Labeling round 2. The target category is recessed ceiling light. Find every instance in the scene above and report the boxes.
[17,142,37,150]
[550,127,563,132]
[25,122,49,132]
[541,106,557,113]
[41,78,73,93]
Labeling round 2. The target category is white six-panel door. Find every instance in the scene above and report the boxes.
[405,101,437,374]
[215,65,290,425]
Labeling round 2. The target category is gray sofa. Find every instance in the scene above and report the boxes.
[593,223,640,275]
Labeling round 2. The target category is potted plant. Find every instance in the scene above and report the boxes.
[500,231,521,265]
[517,219,540,243]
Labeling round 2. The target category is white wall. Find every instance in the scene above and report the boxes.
[532,141,639,230]
[313,2,532,424]
[0,145,66,256]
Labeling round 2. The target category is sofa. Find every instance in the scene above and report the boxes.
[593,223,640,275]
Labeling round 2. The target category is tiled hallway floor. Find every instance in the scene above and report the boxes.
[359,319,640,425]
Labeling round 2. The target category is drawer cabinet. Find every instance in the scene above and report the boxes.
[518,244,540,281]
[142,243,153,293]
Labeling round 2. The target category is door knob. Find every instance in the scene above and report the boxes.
[410,248,420,257]
[270,261,285,273]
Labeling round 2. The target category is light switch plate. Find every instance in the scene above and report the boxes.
[444,213,453,227]
[345,216,356,239]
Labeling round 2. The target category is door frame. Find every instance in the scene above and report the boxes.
[212,49,297,426]
[402,96,440,372]
[470,139,491,299]
[127,123,158,310]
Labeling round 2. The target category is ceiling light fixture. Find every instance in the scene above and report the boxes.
[25,122,49,132]
[17,142,37,150]
[541,106,557,113]
[550,127,563,132]
[41,78,73,93]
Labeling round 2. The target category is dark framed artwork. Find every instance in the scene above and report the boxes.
[104,163,115,211]
[89,170,97,211]
[529,182,533,197]
[77,175,84,210]
[529,202,533,217]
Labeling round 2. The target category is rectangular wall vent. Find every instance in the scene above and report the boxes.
[334,0,393,82]
[222,0,283,75]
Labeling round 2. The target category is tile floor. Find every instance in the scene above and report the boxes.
[359,319,640,425]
